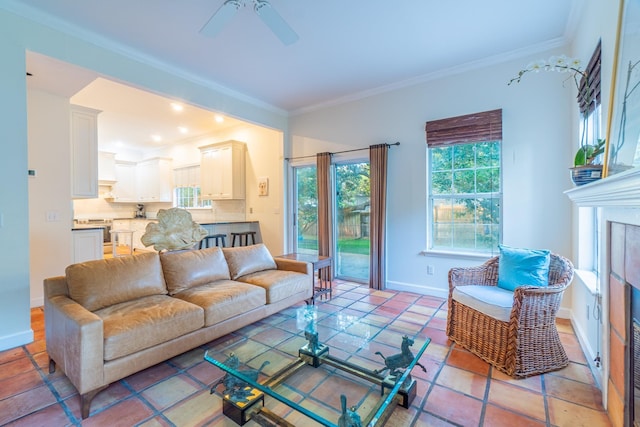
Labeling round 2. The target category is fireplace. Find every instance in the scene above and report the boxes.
[609,222,640,427]
[566,168,640,427]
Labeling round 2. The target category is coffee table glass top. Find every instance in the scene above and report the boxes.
[204,306,431,426]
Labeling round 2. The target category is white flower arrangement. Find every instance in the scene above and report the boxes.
[509,54,586,89]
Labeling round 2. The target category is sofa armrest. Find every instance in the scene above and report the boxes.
[45,292,104,394]
[275,258,312,276]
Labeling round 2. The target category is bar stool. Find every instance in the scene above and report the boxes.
[110,229,134,257]
[200,234,227,249]
[231,231,256,247]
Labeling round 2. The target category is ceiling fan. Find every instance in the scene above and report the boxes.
[201,0,299,45]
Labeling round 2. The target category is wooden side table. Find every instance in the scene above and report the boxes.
[275,253,332,303]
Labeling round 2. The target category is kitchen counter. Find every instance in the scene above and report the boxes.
[71,225,106,231]
[198,220,258,225]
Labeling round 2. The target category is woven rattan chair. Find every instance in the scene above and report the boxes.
[446,253,574,378]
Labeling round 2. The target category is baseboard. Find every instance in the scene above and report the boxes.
[31,296,44,308]
[0,329,34,352]
[570,310,604,389]
[386,280,448,299]
[557,307,571,319]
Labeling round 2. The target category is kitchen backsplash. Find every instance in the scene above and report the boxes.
[73,190,246,222]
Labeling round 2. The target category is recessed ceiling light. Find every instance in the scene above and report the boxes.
[215,115,224,123]
[171,103,184,112]
[178,126,188,134]
[151,134,162,142]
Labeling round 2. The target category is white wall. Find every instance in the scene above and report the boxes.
[0,35,32,350]
[290,50,575,299]
[27,90,73,308]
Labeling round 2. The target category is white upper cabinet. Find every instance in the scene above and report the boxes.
[98,151,117,184]
[200,140,246,200]
[111,161,137,202]
[110,158,173,203]
[136,158,173,203]
[70,105,101,198]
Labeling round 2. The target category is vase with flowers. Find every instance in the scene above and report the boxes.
[509,54,603,185]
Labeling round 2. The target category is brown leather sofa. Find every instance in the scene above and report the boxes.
[44,244,312,419]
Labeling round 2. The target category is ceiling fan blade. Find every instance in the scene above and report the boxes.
[254,1,299,45]
[200,0,241,38]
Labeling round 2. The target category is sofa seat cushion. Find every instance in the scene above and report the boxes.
[452,285,514,322]
[96,294,204,361]
[160,247,231,295]
[173,280,266,327]
[223,244,277,280]
[237,270,311,304]
[66,252,167,312]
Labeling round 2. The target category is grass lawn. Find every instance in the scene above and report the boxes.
[298,237,370,255]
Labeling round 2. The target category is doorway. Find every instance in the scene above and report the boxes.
[291,160,370,282]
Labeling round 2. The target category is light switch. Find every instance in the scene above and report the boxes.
[46,211,59,222]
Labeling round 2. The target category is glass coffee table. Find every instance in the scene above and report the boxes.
[204,306,430,426]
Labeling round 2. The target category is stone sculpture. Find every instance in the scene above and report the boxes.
[141,207,208,251]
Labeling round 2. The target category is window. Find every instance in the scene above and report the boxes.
[577,41,602,277]
[173,165,211,209]
[426,109,502,254]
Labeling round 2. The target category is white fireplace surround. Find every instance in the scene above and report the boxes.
[566,167,640,413]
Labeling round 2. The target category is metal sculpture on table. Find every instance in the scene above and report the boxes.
[299,308,328,366]
[374,335,426,408]
[210,353,270,403]
[374,335,426,378]
[338,394,362,427]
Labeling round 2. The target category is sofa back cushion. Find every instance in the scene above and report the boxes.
[160,247,231,295]
[223,244,277,280]
[65,252,167,312]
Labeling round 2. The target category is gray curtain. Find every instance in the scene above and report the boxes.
[369,144,388,290]
[316,152,333,281]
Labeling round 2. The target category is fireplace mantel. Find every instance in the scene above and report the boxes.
[565,168,640,208]
[564,166,640,427]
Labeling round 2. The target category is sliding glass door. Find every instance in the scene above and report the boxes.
[293,165,318,255]
[335,162,370,282]
[292,161,371,282]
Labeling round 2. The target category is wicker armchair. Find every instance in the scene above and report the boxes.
[446,253,574,378]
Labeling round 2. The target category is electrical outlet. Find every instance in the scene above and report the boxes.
[427,265,434,275]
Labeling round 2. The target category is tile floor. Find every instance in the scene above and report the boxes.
[0,281,611,427]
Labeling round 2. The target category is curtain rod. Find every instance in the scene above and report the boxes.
[285,141,400,161]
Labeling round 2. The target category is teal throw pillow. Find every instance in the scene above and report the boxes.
[497,245,551,292]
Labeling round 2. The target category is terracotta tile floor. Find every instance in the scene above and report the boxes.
[0,281,611,426]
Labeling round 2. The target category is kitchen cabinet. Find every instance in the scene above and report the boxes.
[111,161,137,202]
[70,105,101,198]
[98,151,116,184]
[72,229,103,263]
[200,140,246,200]
[109,158,173,203]
[136,158,173,203]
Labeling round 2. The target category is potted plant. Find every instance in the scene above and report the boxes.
[509,55,603,186]
[570,138,605,186]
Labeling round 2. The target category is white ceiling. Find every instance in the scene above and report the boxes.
[12,1,581,152]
